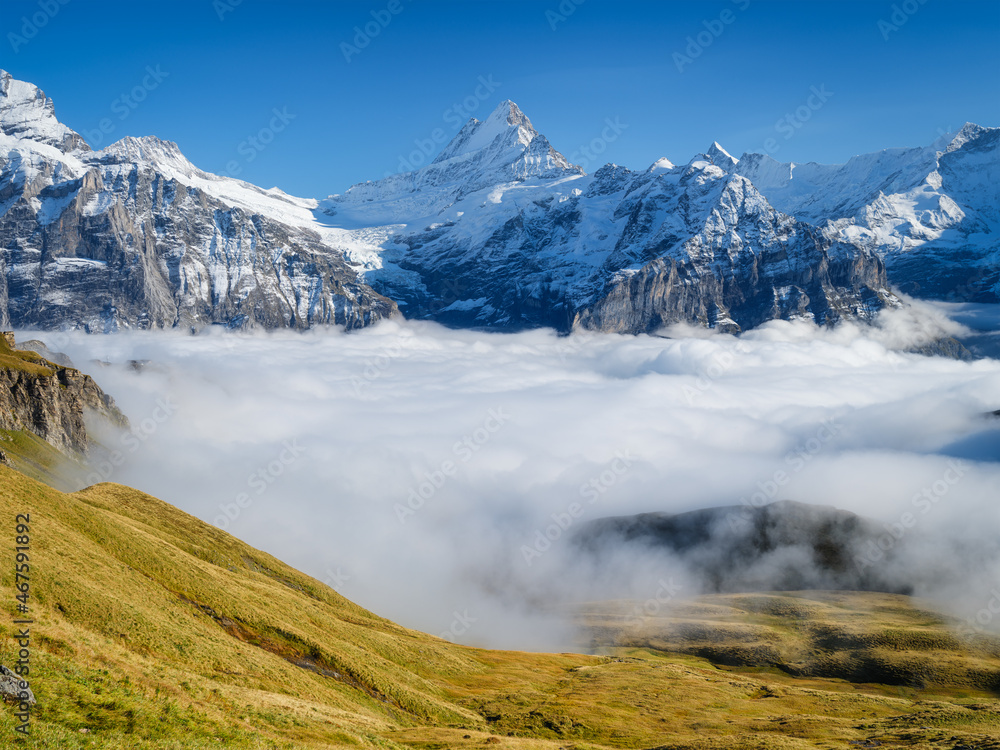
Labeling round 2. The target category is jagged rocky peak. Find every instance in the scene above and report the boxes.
[706,141,738,170]
[325,98,584,213]
[0,69,88,153]
[688,141,739,173]
[434,99,539,163]
[942,122,991,153]
[432,98,582,176]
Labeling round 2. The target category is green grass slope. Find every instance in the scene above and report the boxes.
[0,428,90,492]
[0,337,56,377]
[0,465,998,749]
[582,592,1000,695]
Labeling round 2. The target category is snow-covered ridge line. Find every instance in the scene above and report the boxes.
[0,68,996,334]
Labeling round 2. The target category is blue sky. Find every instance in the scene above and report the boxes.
[2,0,997,198]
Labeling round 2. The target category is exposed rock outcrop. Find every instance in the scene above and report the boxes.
[2,70,996,335]
[0,665,34,705]
[0,332,126,455]
[0,71,398,333]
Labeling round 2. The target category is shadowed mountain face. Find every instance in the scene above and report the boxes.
[573,500,911,595]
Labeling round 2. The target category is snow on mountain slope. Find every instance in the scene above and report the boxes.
[0,70,87,153]
[321,100,584,228]
[1,68,993,333]
[318,123,896,331]
[0,71,396,331]
[733,124,1000,302]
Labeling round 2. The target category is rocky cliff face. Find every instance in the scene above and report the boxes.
[1,69,994,334]
[0,332,125,455]
[331,136,896,333]
[0,71,397,332]
[734,124,1000,303]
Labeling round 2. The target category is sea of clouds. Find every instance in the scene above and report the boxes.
[19,301,1000,650]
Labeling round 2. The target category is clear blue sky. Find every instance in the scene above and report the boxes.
[2,0,997,198]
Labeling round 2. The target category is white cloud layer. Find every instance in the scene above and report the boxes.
[18,303,1000,650]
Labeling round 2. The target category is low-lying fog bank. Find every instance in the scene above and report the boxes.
[19,302,1000,650]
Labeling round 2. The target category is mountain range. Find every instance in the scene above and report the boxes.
[1,70,996,333]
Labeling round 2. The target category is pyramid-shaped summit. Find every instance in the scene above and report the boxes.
[430,99,582,180]
[434,100,537,163]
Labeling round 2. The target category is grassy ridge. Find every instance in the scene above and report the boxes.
[582,591,1000,695]
[1,465,999,748]
[0,336,57,377]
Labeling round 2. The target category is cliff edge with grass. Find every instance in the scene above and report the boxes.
[0,331,125,458]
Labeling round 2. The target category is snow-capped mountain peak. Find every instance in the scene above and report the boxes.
[324,99,583,224]
[95,135,195,174]
[428,98,580,178]
[0,70,87,153]
[689,141,738,173]
[648,157,676,172]
[943,122,991,153]
[706,141,738,170]
[434,99,537,164]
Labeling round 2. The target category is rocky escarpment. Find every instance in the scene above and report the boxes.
[573,250,889,334]
[0,331,126,455]
[3,69,995,334]
[571,174,892,333]
[0,71,398,333]
[327,114,899,333]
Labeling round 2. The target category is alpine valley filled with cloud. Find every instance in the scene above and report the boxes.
[1,1,1000,748]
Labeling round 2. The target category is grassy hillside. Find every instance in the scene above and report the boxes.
[1,465,999,749]
[0,336,56,377]
[0,428,90,492]
[582,592,1000,693]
